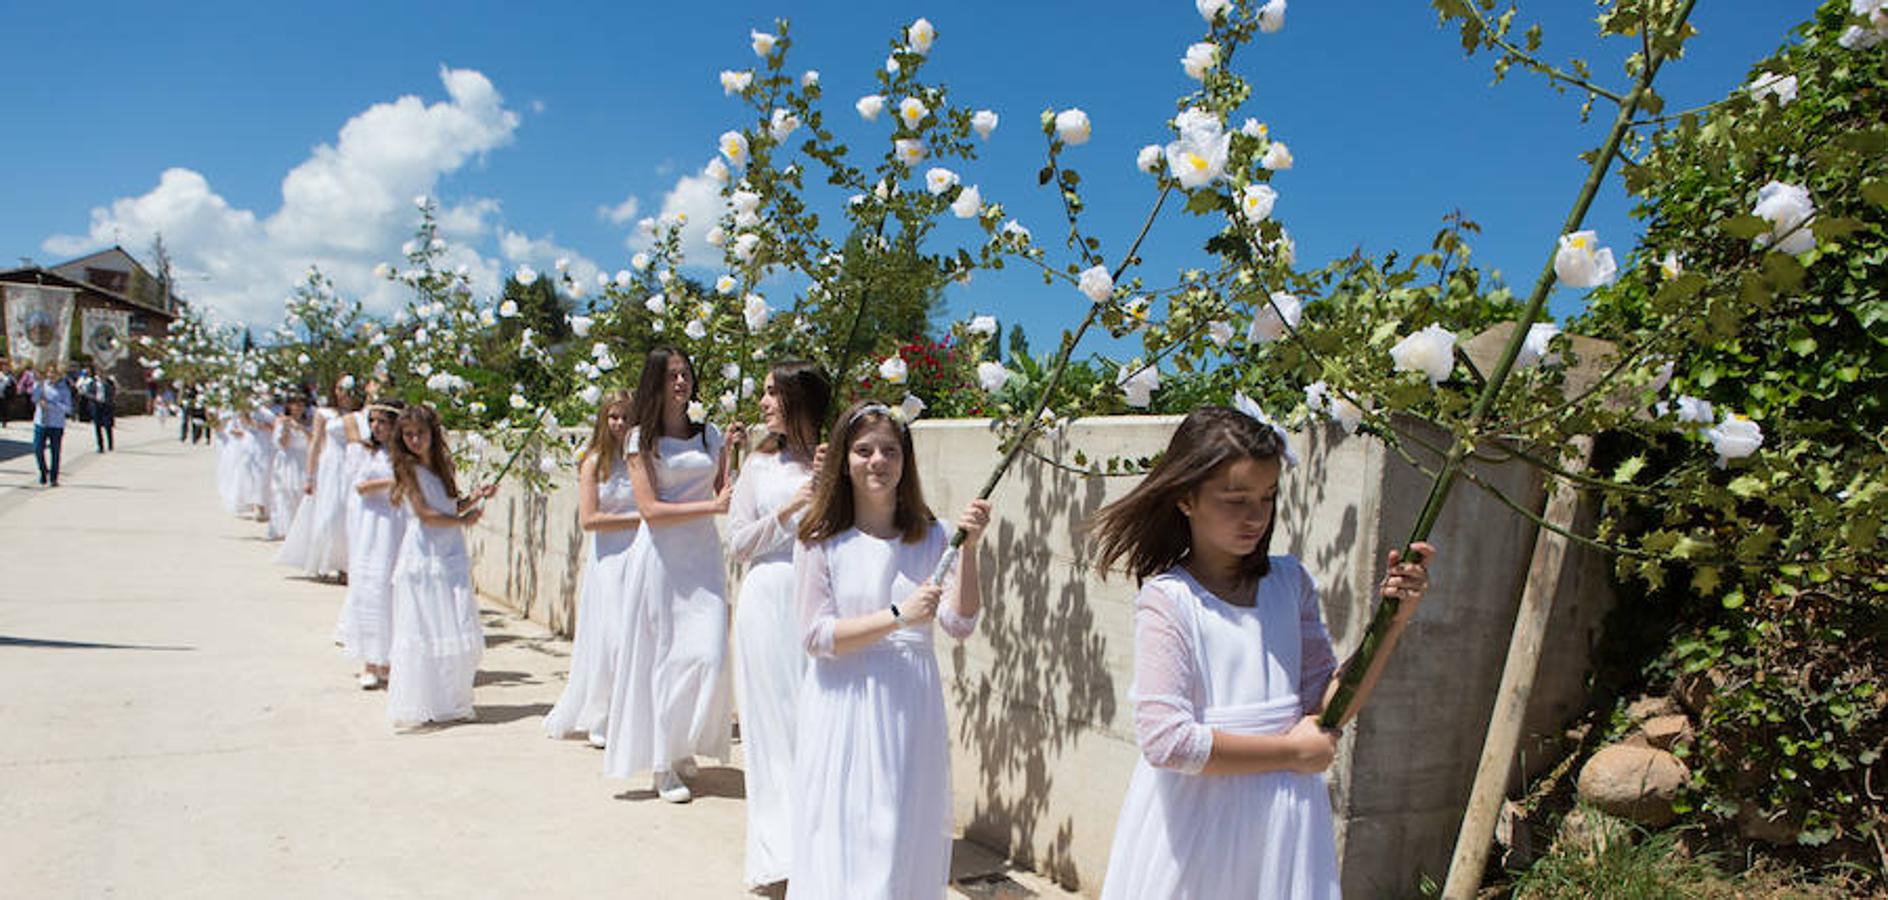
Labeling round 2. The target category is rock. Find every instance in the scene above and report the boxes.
[1640,714,1691,750]
[1576,743,1689,827]
[1555,807,1631,858]
[1624,695,1680,724]
[1675,670,1725,717]
[1736,803,1801,845]
[1496,800,1536,870]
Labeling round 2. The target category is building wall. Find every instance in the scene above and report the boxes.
[462,415,1617,897]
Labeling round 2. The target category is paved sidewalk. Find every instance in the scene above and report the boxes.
[0,417,1067,899]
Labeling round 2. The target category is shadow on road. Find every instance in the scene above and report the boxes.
[0,635,195,651]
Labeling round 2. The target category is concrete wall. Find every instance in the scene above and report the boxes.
[462,415,1617,898]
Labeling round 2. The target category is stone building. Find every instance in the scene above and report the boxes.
[1,246,180,414]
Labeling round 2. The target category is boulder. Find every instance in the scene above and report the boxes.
[1624,694,1680,724]
[1576,743,1689,826]
[1640,714,1691,750]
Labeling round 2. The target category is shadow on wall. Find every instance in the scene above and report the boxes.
[951,435,1118,891]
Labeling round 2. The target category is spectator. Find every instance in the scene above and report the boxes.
[89,373,117,452]
[33,364,72,486]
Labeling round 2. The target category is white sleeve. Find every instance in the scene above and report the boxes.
[727,458,799,563]
[1131,580,1214,774]
[796,539,839,659]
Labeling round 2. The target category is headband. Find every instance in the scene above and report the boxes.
[366,403,402,415]
[848,402,910,431]
[1231,392,1299,468]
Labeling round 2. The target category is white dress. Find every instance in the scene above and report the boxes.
[728,449,814,887]
[214,417,242,514]
[788,522,978,900]
[265,419,310,540]
[339,447,404,666]
[543,456,640,741]
[235,413,273,515]
[1098,559,1342,899]
[602,425,734,779]
[387,466,484,726]
[276,408,352,575]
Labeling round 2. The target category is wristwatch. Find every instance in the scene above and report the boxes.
[889,602,903,623]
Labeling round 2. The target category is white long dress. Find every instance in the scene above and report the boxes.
[339,447,404,666]
[276,408,352,575]
[265,419,310,540]
[1098,559,1342,900]
[235,413,273,515]
[788,522,978,900]
[602,424,734,779]
[387,466,484,727]
[728,449,814,887]
[214,416,242,514]
[543,456,640,742]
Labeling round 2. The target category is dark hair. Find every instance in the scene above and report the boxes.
[332,374,360,413]
[760,360,831,459]
[389,404,459,507]
[364,401,405,450]
[799,401,932,544]
[631,345,701,460]
[582,390,635,474]
[1089,406,1285,584]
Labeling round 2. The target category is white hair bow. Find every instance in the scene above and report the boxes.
[1231,391,1298,467]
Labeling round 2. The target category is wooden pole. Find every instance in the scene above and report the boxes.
[1442,436,1594,898]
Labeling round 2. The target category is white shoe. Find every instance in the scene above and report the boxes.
[358,672,381,690]
[586,731,608,749]
[654,769,692,804]
[672,756,700,779]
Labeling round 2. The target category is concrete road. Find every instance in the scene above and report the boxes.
[0,417,1066,899]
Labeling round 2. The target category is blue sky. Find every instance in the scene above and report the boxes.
[1,1,1813,356]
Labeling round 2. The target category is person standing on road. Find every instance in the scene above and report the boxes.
[88,373,117,452]
[32,365,72,487]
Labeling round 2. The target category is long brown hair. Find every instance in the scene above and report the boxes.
[582,390,634,475]
[630,345,701,460]
[799,400,933,544]
[759,360,831,459]
[363,401,404,450]
[389,404,460,507]
[1089,406,1284,584]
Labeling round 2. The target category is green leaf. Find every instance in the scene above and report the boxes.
[1613,455,1648,484]
[1720,214,1770,240]
[1861,180,1888,209]
[1728,474,1766,499]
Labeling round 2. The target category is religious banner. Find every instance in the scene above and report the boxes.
[3,283,77,368]
[81,307,132,370]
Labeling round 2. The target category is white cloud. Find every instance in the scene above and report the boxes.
[497,229,602,292]
[41,65,541,324]
[631,163,726,263]
[598,194,640,225]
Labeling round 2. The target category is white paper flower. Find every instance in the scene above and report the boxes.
[1241,118,1267,138]
[719,70,752,95]
[644,294,667,316]
[569,315,594,338]
[719,130,749,167]
[1165,108,1230,188]
[1002,220,1032,243]
[1258,0,1287,32]
[1516,322,1562,368]
[1390,323,1458,385]
[498,299,520,318]
[950,185,982,219]
[1197,0,1230,21]
[1553,230,1618,288]
[743,293,771,332]
[1674,395,1715,426]
[509,392,529,410]
[856,94,886,121]
[1746,72,1798,106]
[1659,251,1683,279]
[1261,141,1294,171]
[1752,181,1817,255]
[1182,42,1220,80]
[1706,414,1764,466]
[686,400,707,424]
[750,30,776,57]
[898,97,930,130]
[971,109,999,140]
[715,274,738,295]
[769,108,802,142]
[1239,184,1278,223]
[925,167,960,195]
[1054,108,1092,145]
[704,158,730,184]
[879,355,909,385]
[1078,265,1114,303]
[1117,362,1160,408]
[684,319,708,341]
[976,361,1011,393]
[733,233,761,263]
[1207,320,1234,348]
[1247,291,1301,343]
[1305,380,1364,434]
[889,392,923,424]
[512,265,538,287]
[630,252,651,271]
[372,262,393,281]
[967,315,998,336]
[573,384,601,407]
[904,17,936,54]
[893,139,927,165]
[1137,144,1164,174]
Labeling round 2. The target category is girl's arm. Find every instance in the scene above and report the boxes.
[797,539,927,657]
[725,456,803,562]
[342,413,363,445]
[407,493,473,527]
[577,456,641,532]
[1312,543,1436,727]
[626,450,728,525]
[712,422,744,494]
[936,501,993,639]
[305,422,325,481]
[355,477,395,496]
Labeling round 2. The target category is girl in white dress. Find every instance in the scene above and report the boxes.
[386,404,496,728]
[266,397,312,541]
[728,361,830,889]
[603,345,740,803]
[544,391,643,746]
[213,411,242,514]
[339,403,404,690]
[788,401,991,900]
[1088,406,1436,899]
[277,378,359,579]
[237,407,275,520]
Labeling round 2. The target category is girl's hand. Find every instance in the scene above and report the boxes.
[726,421,748,447]
[1381,541,1436,623]
[1284,716,1340,773]
[304,481,316,496]
[712,481,735,514]
[957,500,992,546]
[899,583,942,626]
[461,506,484,526]
[478,483,499,500]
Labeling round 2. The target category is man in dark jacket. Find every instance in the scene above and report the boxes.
[90,374,117,452]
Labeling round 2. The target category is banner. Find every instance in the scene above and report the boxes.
[82,307,131,370]
[3,284,77,369]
